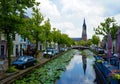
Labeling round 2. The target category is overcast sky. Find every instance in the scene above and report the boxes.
[28,0,120,40]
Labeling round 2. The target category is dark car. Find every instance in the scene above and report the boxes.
[12,56,37,69]
[43,48,55,58]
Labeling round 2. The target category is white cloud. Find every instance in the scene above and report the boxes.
[114,14,120,25]
[37,0,60,19]
[60,0,104,16]
[34,0,120,40]
[54,22,75,31]
[51,22,82,37]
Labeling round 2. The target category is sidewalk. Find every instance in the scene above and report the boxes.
[0,57,17,71]
[0,52,45,81]
[0,51,66,84]
[0,57,17,81]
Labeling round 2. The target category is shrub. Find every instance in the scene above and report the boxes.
[6,66,18,73]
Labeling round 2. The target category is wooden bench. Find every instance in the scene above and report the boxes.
[0,61,4,71]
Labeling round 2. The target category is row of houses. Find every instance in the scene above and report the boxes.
[0,33,44,59]
[0,33,29,59]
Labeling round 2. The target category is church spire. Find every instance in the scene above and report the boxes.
[83,18,86,30]
[82,18,87,41]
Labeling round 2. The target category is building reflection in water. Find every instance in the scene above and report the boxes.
[82,55,87,75]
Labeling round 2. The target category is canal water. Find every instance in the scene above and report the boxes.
[56,50,96,84]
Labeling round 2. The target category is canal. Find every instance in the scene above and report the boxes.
[56,50,97,84]
[12,49,98,84]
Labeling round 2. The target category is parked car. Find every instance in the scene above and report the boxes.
[53,49,59,55]
[60,48,65,52]
[12,56,37,69]
[60,47,68,52]
[43,48,55,58]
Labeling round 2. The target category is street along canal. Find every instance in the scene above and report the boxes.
[12,49,97,84]
[56,49,96,84]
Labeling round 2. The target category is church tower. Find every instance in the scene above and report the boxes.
[82,18,87,41]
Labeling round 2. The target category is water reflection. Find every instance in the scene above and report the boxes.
[56,51,96,84]
[82,55,87,75]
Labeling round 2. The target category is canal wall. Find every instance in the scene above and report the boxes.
[94,63,108,84]
[0,50,70,84]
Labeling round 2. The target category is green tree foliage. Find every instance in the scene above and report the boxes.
[86,39,92,47]
[73,41,79,46]
[94,17,118,40]
[79,39,92,47]
[52,28,60,43]
[91,35,100,46]
[0,0,37,67]
[43,19,51,49]
[59,34,73,47]
[65,36,74,47]
[18,17,33,41]
[30,7,44,55]
[79,40,86,46]
[51,28,61,48]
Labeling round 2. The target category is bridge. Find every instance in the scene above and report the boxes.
[72,46,89,50]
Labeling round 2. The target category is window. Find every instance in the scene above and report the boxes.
[1,45,4,55]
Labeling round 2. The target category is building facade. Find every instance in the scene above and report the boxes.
[13,34,30,57]
[0,33,7,59]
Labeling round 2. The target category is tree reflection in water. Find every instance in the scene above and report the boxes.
[82,55,87,75]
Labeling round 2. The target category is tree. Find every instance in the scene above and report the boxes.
[59,34,73,47]
[51,28,61,48]
[52,29,74,47]
[86,39,92,47]
[43,19,51,49]
[52,28,58,43]
[0,0,37,68]
[91,35,100,46]
[18,16,34,41]
[73,41,79,46]
[30,7,44,55]
[94,17,118,40]
[79,40,86,46]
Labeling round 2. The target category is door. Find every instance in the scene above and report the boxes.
[1,45,5,59]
